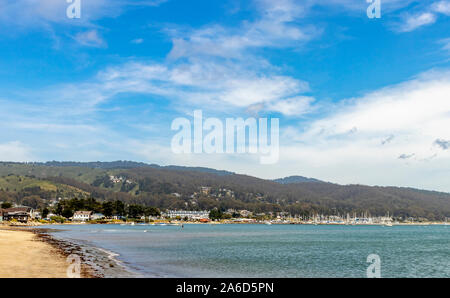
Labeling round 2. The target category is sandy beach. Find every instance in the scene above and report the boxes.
[0,228,69,278]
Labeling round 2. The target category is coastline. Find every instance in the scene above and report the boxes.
[35,226,139,278]
[0,227,72,278]
[0,226,129,278]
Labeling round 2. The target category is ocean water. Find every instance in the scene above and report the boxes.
[41,224,450,278]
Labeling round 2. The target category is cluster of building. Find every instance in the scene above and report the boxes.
[189,186,236,200]
[298,213,394,225]
[72,211,106,221]
[0,206,107,223]
[162,210,210,220]
[109,175,133,184]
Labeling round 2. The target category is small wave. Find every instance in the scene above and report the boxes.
[96,247,120,261]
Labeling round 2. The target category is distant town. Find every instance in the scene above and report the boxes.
[1,185,448,226]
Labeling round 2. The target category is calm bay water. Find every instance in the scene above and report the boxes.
[42,224,450,278]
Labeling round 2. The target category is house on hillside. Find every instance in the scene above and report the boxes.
[239,210,252,217]
[73,211,93,221]
[200,186,211,195]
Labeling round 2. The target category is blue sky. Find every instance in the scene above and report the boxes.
[1,0,450,191]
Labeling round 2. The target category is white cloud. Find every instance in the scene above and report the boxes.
[272,69,450,191]
[310,0,416,12]
[398,12,437,32]
[394,1,450,33]
[440,38,450,53]
[266,96,314,116]
[432,1,450,15]
[0,0,168,28]
[0,0,167,47]
[300,71,450,142]
[42,58,309,114]
[73,30,106,47]
[3,57,310,118]
[168,0,318,60]
[0,141,34,162]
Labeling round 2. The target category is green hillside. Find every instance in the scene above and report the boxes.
[0,161,449,220]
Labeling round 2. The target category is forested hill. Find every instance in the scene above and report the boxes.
[6,161,234,176]
[0,161,449,220]
[273,176,323,184]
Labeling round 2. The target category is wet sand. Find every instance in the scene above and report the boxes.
[0,228,69,278]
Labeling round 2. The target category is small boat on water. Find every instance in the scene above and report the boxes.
[265,221,272,225]
[384,223,393,227]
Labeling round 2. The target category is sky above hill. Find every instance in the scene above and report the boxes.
[1,0,450,191]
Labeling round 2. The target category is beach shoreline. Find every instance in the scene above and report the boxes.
[0,227,72,278]
[35,226,139,278]
[0,226,103,278]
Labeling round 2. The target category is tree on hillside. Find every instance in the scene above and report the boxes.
[21,195,44,209]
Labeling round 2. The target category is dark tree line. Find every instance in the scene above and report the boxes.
[54,198,160,219]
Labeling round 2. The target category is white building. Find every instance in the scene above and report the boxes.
[163,210,209,220]
[239,210,253,217]
[91,213,105,220]
[73,211,93,221]
[46,212,57,220]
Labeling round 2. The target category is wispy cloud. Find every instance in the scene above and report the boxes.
[42,59,310,114]
[440,38,450,53]
[0,0,167,47]
[266,96,314,116]
[395,1,450,33]
[432,1,450,15]
[168,0,319,60]
[131,38,144,44]
[0,0,168,28]
[398,12,437,32]
[73,30,107,47]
